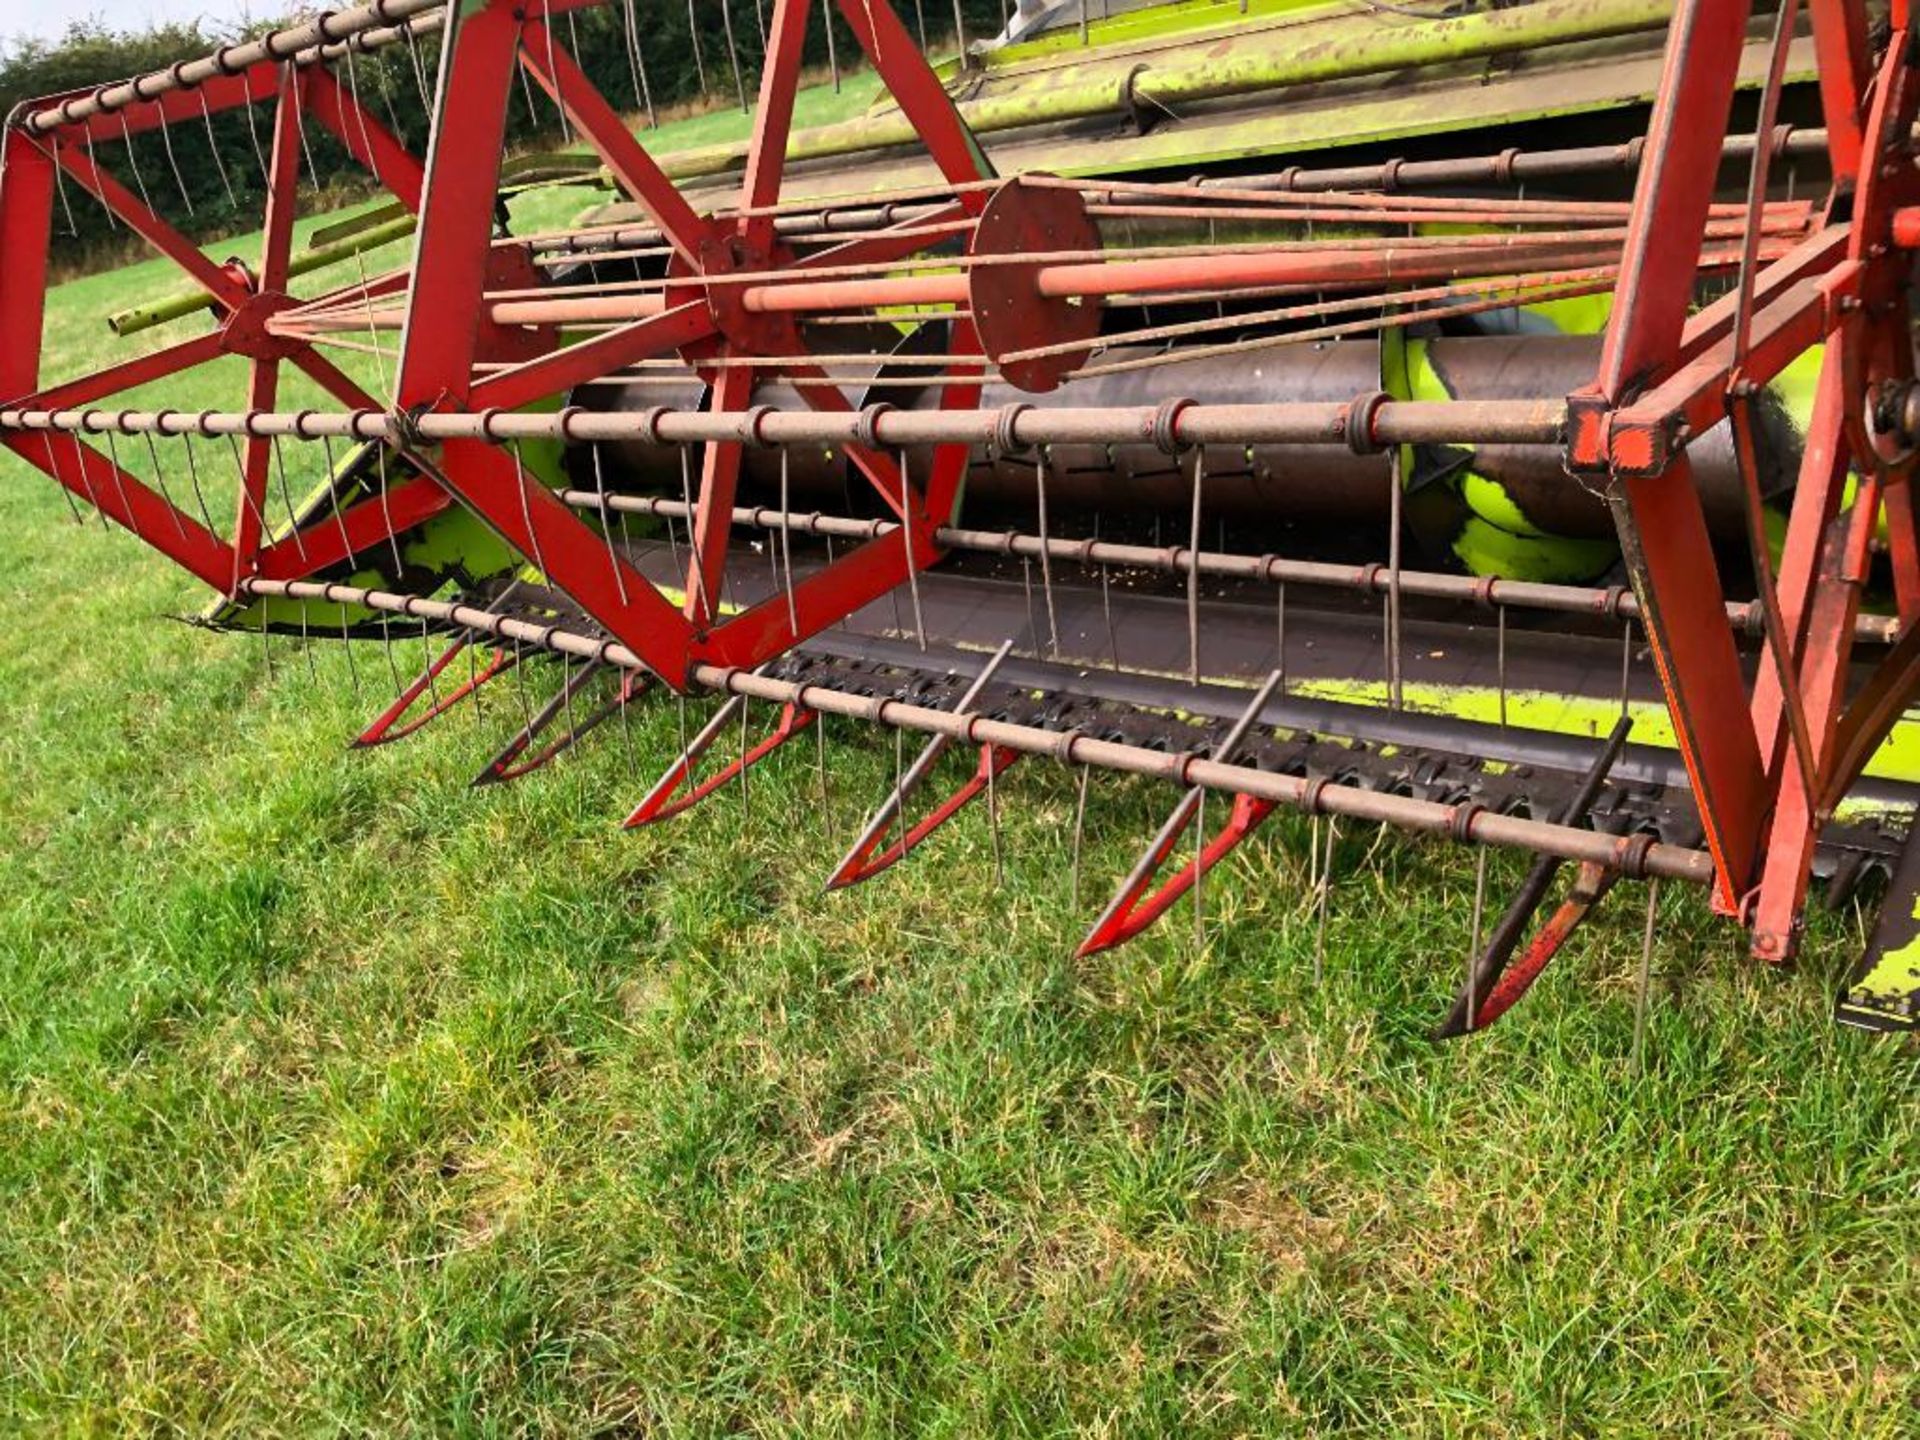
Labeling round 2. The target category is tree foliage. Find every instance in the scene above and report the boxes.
[1,2,1021,268]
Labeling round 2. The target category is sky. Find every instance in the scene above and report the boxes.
[2,0,274,51]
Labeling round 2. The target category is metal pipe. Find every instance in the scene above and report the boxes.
[553,490,1903,645]
[530,127,1853,264]
[0,398,1569,447]
[241,574,1719,886]
[17,0,447,135]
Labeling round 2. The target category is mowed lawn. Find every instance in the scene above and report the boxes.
[1,135,1917,1436]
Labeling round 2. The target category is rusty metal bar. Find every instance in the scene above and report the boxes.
[241,575,1719,886]
[0,398,1567,447]
[16,0,448,135]
[554,489,1904,645]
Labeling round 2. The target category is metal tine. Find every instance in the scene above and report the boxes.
[239,86,269,180]
[1187,443,1204,684]
[915,0,929,50]
[269,435,309,562]
[65,431,107,529]
[354,633,519,747]
[779,448,800,634]
[1275,578,1288,692]
[43,431,85,525]
[100,431,140,539]
[82,130,118,230]
[140,431,189,542]
[1619,618,1634,719]
[50,140,79,237]
[1387,442,1404,709]
[951,0,969,67]
[824,639,1018,890]
[1496,604,1509,729]
[1466,847,1489,1033]
[720,0,748,112]
[1035,449,1060,658]
[901,450,928,651]
[118,111,159,219]
[739,693,752,816]
[1071,764,1091,911]
[472,655,620,787]
[179,433,215,536]
[1313,815,1337,985]
[624,665,814,826]
[755,0,768,48]
[1632,879,1661,1074]
[685,0,710,98]
[1076,668,1284,958]
[156,100,195,217]
[816,711,835,843]
[823,0,841,92]
[590,443,629,606]
[621,0,657,127]
[402,24,434,114]
[540,2,576,145]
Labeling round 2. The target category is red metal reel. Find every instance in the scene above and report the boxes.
[968,177,1103,393]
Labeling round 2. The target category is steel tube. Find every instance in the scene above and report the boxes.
[0,398,1568,447]
[17,0,446,135]
[554,490,1903,645]
[241,575,1718,886]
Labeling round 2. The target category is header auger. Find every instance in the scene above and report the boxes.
[6,0,1920,1035]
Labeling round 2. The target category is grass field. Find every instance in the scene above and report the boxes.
[1,115,1918,1437]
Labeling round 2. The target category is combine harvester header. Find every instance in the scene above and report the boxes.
[4,0,1919,1033]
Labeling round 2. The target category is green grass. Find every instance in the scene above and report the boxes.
[2,141,1919,1437]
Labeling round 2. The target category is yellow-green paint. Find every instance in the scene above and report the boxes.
[1288,675,1920,787]
[1845,897,1920,1010]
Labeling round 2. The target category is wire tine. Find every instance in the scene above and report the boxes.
[1193,788,1206,947]
[779,449,800,634]
[816,710,835,843]
[156,104,194,217]
[685,0,710,97]
[1497,605,1509,729]
[1387,442,1404,710]
[1071,764,1091,912]
[823,0,841,91]
[511,443,553,581]
[984,744,1004,888]
[269,436,308,560]
[1632,878,1661,1074]
[678,445,713,624]
[142,431,189,542]
[541,3,576,145]
[180,432,215,534]
[900,451,927,651]
[260,605,273,681]
[82,129,118,230]
[1275,578,1288,693]
[1035,450,1060,658]
[591,443,630,605]
[1314,817,1337,985]
[50,140,78,237]
[239,88,269,180]
[1187,445,1204,685]
[101,431,138,538]
[1466,846,1488,1033]
[915,0,929,50]
[739,692,752,816]
[721,0,748,111]
[118,111,158,218]
[1619,618,1634,719]
[46,433,84,525]
[624,0,657,126]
